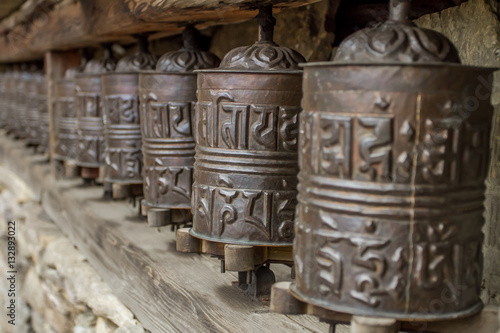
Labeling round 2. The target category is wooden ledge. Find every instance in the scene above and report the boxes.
[0,133,331,332]
[0,0,320,62]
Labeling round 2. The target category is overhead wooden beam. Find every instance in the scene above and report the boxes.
[0,0,321,62]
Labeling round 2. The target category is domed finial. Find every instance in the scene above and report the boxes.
[83,44,116,74]
[333,0,460,64]
[218,6,305,70]
[155,26,220,73]
[115,34,157,72]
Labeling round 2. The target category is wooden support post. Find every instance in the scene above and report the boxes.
[350,316,399,333]
[44,51,80,178]
[147,208,172,227]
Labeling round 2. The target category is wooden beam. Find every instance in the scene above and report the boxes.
[271,282,500,333]
[0,0,320,63]
[0,135,332,333]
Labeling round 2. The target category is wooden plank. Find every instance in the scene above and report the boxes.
[271,282,500,333]
[0,134,331,333]
[0,0,320,63]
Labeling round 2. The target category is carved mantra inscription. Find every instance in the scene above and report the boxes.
[300,110,489,184]
[141,94,195,208]
[294,68,493,318]
[77,93,105,166]
[104,94,143,182]
[54,99,77,160]
[196,91,299,152]
[193,83,301,245]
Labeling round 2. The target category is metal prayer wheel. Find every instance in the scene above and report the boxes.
[139,26,220,227]
[102,36,156,197]
[54,69,78,161]
[75,46,116,179]
[291,0,496,320]
[0,71,6,129]
[191,8,305,246]
[14,69,30,139]
[37,74,50,153]
[4,70,17,134]
[26,72,41,146]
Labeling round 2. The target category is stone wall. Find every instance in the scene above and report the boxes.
[416,0,500,305]
[0,171,147,333]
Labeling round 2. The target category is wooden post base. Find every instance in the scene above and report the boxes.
[80,167,99,180]
[111,183,143,200]
[64,160,81,178]
[176,228,293,300]
[145,207,192,229]
[270,281,500,333]
[176,228,293,271]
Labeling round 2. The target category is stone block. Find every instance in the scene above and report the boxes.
[96,317,118,333]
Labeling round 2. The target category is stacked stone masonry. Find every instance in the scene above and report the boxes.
[0,170,148,333]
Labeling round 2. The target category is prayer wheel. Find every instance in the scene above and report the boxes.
[0,71,7,129]
[37,74,50,154]
[102,36,156,197]
[26,72,41,146]
[53,69,78,162]
[14,69,30,139]
[75,46,115,179]
[190,8,305,246]
[139,26,220,227]
[4,70,16,134]
[291,0,496,320]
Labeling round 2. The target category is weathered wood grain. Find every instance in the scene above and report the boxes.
[0,0,320,62]
[0,134,333,333]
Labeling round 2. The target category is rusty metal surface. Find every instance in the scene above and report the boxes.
[291,0,496,320]
[75,74,106,168]
[4,70,16,134]
[102,36,155,186]
[53,78,77,161]
[37,75,50,153]
[191,8,305,246]
[75,47,116,169]
[0,72,6,129]
[140,26,220,215]
[139,73,196,210]
[102,73,143,184]
[26,73,40,146]
[14,71,30,138]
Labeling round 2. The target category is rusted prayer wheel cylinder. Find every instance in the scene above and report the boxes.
[139,26,220,227]
[75,47,115,176]
[37,75,50,153]
[4,70,17,134]
[53,75,78,161]
[291,0,496,321]
[0,71,6,129]
[26,73,41,146]
[102,37,156,194]
[14,71,30,139]
[191,9,305,246]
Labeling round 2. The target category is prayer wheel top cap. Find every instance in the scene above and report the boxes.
[333,0,461,65]
[64,66,79,79]
[215,7,305,72]
[115,35,157,72]
[155,26,220,73]
[83,45,116,74]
